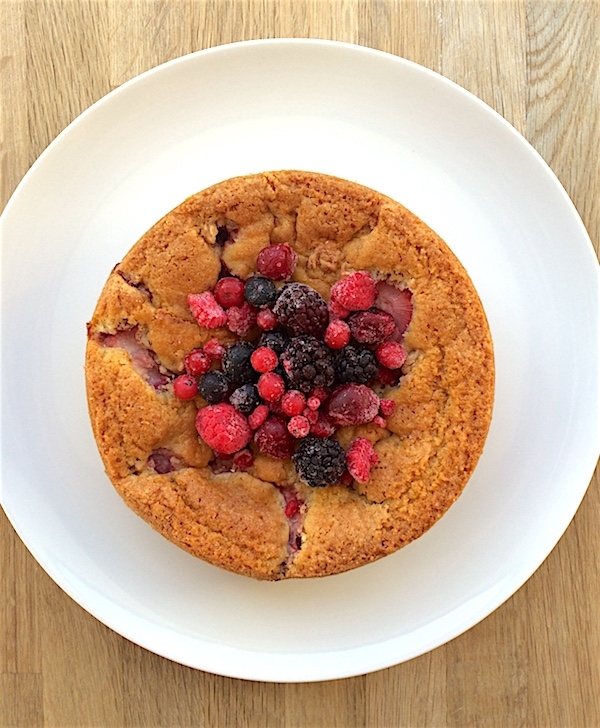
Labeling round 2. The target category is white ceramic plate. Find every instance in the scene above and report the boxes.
[1,39,598,682]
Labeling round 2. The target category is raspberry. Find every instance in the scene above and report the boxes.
[188,292,227,329]
[347,309,396,345]
[281,335,335,393]
[379,398,396,417]
[346,437,379,483]
[303,407,319,424]
[330,271,376,311]
[257,372,286,402]
[248,404,269,429]
[325,383,380,426]
[198,370,229,404]
[324,319,351,349]
[254,415,295,459]
[287,415,311,439]
[173,374,198,400]
[214,277,245,308]
[306,396,321,410]
[335,344,378,384]
[281,390,306,416]
[196,403,252,455]
[233,449,254,471]
[293,438,346,487]
[373,416,387,428]
[256,243,298,280]
[184,348,211,376]
[250,346,278,373]
[227,302,257,336]
[244,276,278,308]
[376,341,407,369]
[256,309,278,331]
[203,338,225,361]
[229,384,260,414]
[222,342,257,385]
[273,283,329,337]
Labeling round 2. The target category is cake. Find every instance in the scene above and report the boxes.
[85,170,494,580]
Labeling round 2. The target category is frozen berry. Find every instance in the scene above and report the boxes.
[347,309,396,345]
[257,372,286,402]
[346,437,379,483]
[374,281,413,336]
[376,341,407,369]
[256,243,298,280]
[330,271,376,311]
[173,374,198,400]
[373,416,387,428]
[258,330,289,355]
[233,449,254,471]
[248,403,269,429]
[309,412,336,438]
[324,319,351,349]
[244,276,278,308]
[227,301,257,336]
[196,403,252,455]
[281,335,335,393]
[303,407,319,424]
[379,398,396,417]
[306,396,321,410]
[222,342,257,385]
[254,415,295,459]
[281,390,306,417]
[256,309,278,331]
[229,383,260,414]
[184,348,211,376]
[203,338,225,361]
[335,344,378,384]
[325,383,380,426]
[377,365,401,387]
[293,438,346,487]
[328,297,350,320]
[273,283,329,337]
[251,346,278,373]
[198,370,229,404]
[187,292,227,329]
[287,415,311,439]
[214,277,245,309]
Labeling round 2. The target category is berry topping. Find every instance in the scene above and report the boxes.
[147,448,184,474]
[248,403,269,430]
[374,281,413,336]
[254,415,295,459]
[196,403,252,455]
[226,301,257,336]
[324,319,351,349]
[256,243,298,280]
[214,276,245,309]
[376,365,401,387]
[244,275,278,308]
[203,338,225,361]
[257,371,286,402]
[258,329,289,355]
[229,383,261,414]
[376,341,407,370]
[328,297,350,320]
[284,496,300,518]
[281,335,335,394]
[334,344,378,384]
[347,308,396,345]
[281,390,306,417]
[232,449,254,471]
[198,370,229,404]
[250,346,278,373]
[287,415,311,439]
[188,292,227,329]
[173,374,199,400]
[222,342,257,385]
[346,437,379,483]
[293,438,347,488]
[326,383,380,426]
[273,283,329,337]
[184,348,211,376]
[379,398,396,417]
[256,308,278,331]
[309,412,336,438]
[330,271,376,311]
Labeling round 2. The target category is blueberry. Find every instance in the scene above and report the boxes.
[244,276,277,308]
[198,370,229,403]
[229,384,260,414]
[222,342,257,386]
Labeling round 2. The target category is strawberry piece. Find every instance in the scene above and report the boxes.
[188,292,227,329]
[347,309,396,345]
[374,282,413,337]
[346,437,378,483]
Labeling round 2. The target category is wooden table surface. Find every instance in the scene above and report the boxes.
[1,1,599,726]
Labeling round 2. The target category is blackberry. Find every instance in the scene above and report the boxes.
[272,283,328,337]
[229,383,260,414]
[222,342,258,386]
[281,335,335,394]
[258,329,289,356]
[244,275,277,308]
[335,344,378,384]
[198,370,229,404]
[293,438,346,487]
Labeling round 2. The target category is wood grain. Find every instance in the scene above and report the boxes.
[1,1,598,726]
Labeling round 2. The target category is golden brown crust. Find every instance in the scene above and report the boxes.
[85,171,494,580]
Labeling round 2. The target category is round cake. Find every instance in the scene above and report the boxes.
[85,170,494,580]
